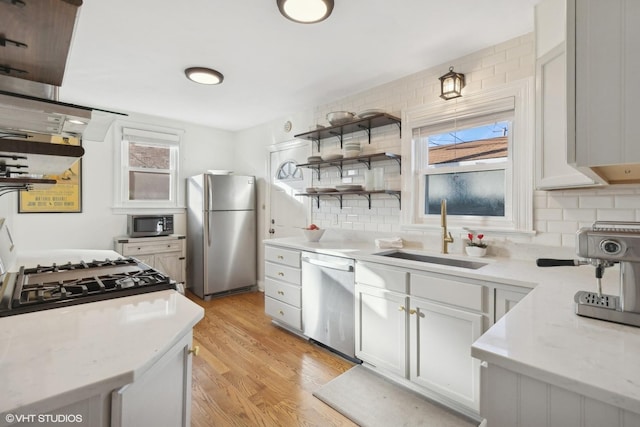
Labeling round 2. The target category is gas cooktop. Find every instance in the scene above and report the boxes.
[0,257,176,317]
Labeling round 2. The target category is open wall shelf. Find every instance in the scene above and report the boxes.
[297,190,401,210]
[294,113,401,150]
[296,152,401,180]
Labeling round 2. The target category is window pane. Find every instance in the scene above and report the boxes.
[129,171,170,200]
[427,121,510,167]
[128,143,170,169]
[425,170,505,216]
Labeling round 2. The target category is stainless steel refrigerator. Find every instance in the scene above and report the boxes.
[186,174,256,300]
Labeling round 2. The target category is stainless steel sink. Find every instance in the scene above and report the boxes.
[374,250,487,270]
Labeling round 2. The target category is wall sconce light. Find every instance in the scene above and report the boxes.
[439,66,465,100]
[277,0,334,24]
[185,67,224,85]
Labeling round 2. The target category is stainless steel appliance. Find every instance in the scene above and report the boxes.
[186,174,256,300]
[0,257,177,317]
[127,214,174,238]
[301,251,358,360]
[537,221,640,327]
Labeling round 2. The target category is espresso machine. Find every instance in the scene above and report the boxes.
[537,221,640,327]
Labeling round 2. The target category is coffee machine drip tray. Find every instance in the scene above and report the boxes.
[574,291,640,327]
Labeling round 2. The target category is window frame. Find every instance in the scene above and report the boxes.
[401,79,534,235]
[113,122,184,213]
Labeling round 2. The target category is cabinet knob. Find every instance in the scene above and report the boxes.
[409,309,417,315]
[188,345,200,356]
[277,290,284,295]
[398,306,406,311]
[278,310,284,316]
[278,272,284,276]
[277,255,284,259]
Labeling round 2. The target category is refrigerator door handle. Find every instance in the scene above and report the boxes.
[206,213,212,247]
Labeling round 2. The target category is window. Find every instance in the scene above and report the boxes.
[114,125,182,210]
[402,80,534,233]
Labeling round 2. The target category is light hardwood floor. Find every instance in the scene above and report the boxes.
[187,290,358,426]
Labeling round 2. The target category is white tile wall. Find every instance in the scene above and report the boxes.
[305,32,640,258]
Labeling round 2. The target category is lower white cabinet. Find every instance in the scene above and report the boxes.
[114,235,187,286]
[112,331,194,427]
[355,283,408,377]
[409,297,483,411]
[481,363,640,427]
[263,244,302,332]
[495,286,530,321]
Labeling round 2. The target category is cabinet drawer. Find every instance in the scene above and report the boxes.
[122,241,183,256]
[265,278,301,308]
[265,246,300,268]
[355,261,408,293]
[410,273,485,312]
[265,261,301,285]
[265,296,302,330]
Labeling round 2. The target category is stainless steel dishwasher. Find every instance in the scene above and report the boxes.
[301,251,357,360]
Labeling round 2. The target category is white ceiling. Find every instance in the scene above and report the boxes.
[60,0,541,132]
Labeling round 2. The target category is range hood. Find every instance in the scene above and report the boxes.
[0,76,126,142]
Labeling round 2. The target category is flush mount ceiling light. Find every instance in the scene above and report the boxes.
[184,67,224,85]
[277,0,334,24]
[439,66,465,100]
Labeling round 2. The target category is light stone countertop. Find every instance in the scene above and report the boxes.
[265,236,639,414]
[0,250,205,417]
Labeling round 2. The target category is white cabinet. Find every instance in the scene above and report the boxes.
[355,261,488,416]
[354,261,409,377]
[568,0,640,183]
[409,272,488,413]
[114,235,187,286]
[263,244,302,332]
[112,331,195,427]
[535,0,598,189]
[495,287,530,321]
[409,297,483,412]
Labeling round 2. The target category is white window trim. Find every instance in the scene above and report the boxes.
[401,79,535,235]
[112,120,185,214]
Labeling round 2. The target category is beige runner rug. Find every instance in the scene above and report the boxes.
[313,365,479,427]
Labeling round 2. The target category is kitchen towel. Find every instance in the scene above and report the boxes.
[375,237,403,249]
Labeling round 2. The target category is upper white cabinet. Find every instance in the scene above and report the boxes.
[535,0,599,189]
[567,0,640,184]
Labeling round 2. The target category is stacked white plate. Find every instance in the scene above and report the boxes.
[321,154,343,161]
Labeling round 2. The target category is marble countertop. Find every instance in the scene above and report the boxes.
[266,236,639,412]
[0,250,205,416]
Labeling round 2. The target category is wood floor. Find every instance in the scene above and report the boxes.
[187,290,358,427]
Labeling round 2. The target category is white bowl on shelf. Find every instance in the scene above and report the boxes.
[302,228,325,242]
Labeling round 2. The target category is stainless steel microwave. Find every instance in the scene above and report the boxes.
[127,214,174,238]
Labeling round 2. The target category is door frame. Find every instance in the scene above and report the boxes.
[265,139,312,241]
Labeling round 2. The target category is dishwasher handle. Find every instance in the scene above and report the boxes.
[302,256,354,272]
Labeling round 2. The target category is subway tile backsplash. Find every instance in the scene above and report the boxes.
[306,32,640,253]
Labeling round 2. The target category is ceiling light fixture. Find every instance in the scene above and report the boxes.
[185,67,224,85]
[439,66,465,100]
[277,0,334,24]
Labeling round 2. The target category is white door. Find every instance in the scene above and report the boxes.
[267,140,311,239]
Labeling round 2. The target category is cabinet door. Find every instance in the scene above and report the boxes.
[131,254,155,268]
[409,298,483,412]
[535,43,596,189]
[112,331,193,427]
[571,0,640,168]
[355,283,408,378]
[155,252,185,284]
[495,288,529,322]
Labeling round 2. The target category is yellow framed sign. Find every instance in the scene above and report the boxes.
[18,137,82,213]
